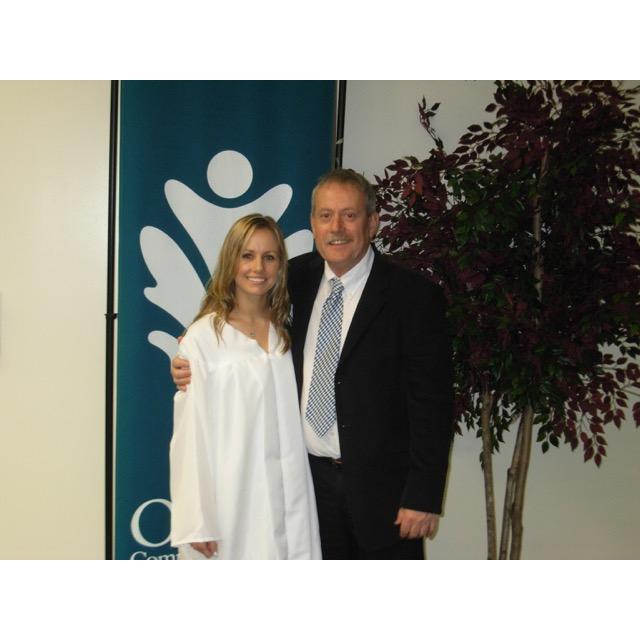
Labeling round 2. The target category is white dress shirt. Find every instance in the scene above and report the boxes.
[301,246,375,457]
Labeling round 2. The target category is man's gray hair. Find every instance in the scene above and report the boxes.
[311,168,377,215]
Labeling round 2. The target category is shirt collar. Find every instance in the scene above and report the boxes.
[323,245,374,294]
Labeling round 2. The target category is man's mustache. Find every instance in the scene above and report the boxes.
[325,235,350,243]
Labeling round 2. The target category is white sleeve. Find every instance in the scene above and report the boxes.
[169,334,221,546]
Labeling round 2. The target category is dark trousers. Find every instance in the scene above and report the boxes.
[308,455,424,560]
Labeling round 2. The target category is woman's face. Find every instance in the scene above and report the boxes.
[234,227,281,300]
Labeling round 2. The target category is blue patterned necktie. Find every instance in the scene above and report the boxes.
[306,277,344,437]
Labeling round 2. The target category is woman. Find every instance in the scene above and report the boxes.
[170,214,321,559]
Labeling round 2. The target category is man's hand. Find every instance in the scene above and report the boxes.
[190,541,218,558]
[172,356,191,391]
[395,508,440,540]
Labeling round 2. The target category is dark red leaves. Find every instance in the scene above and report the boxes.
[376,80,640,470]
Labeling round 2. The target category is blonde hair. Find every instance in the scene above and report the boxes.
[193,214,291,352]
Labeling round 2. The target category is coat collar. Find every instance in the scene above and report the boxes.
[290,253,324,367]
[291,249,392,368]
[338,251,391,366]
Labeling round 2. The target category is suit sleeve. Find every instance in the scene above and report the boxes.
[400,278,454,514]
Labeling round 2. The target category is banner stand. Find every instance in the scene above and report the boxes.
[105,79,119,560]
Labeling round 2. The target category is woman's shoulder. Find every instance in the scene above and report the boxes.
[186,313,216,335]
[181,313,218,355]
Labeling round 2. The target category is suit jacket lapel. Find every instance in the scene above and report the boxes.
[291,255,324,394]
[338,253,391,366]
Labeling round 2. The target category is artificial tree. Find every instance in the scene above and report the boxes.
[376,81,640,559]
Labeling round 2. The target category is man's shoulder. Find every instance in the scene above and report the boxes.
[289,251,321,270]
[374,252,443,297]
[288,251,322,282]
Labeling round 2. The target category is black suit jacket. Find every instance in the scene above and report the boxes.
[288,250,454,550]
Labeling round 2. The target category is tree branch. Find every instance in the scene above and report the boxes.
[480,384,497,559]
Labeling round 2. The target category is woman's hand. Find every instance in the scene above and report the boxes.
[190,541,218,558]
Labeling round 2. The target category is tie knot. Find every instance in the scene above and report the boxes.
[330,277,344,295]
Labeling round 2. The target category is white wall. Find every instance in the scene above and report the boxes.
[0,81,110,559]
[343,80,640,559]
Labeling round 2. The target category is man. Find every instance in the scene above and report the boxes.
[173,169,454,559]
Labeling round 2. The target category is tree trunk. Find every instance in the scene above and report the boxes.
[504,147,547,559]
[498,411,525,559]
[480,385,497,559]
[509,404,535,559]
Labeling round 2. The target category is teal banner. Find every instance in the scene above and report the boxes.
[115,80,336,559]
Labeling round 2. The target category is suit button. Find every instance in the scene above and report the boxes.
[336,379,342,385]
[340,423,347,430]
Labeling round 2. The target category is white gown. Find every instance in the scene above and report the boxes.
[169,313,321,559]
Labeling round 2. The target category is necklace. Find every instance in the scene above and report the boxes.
[230,310,263,339]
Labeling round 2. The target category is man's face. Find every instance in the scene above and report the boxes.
[310,181,379,277]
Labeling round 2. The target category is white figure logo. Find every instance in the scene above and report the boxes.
[140,150,313,359]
